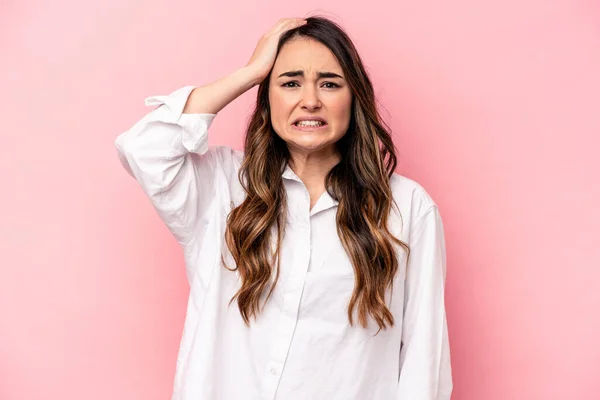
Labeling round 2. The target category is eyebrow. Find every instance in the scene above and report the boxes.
[277,70,345,80]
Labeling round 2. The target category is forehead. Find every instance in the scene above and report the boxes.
[272,38,343,76]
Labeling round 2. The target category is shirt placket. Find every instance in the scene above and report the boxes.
[263,188,312,400]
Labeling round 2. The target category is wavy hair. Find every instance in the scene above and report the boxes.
[221,16,410,333]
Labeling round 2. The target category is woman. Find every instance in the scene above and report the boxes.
[115,16,453,400]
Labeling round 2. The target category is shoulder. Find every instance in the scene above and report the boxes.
[389,171,440,231]
[194,146,245,202]
[205,145,244,165]
[198,145,245,179]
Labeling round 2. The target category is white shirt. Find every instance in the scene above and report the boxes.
[114,85,453,400]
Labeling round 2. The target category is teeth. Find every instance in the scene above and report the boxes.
[296,121,324,127]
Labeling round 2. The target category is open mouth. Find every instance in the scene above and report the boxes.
[292,121,328,130]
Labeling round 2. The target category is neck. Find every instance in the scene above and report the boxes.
[288,149,341,187]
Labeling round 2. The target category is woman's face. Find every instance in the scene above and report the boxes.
[268,38,352,159]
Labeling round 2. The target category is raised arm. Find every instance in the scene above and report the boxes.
[114,18,308,284]
[114,65,258,248]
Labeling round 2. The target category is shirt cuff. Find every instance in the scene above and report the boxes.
[144,85,217,154]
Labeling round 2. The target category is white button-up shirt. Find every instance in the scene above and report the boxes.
[114,85,453,400]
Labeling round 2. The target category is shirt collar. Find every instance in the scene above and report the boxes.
[282,162,298,181]
[282,161,339,215]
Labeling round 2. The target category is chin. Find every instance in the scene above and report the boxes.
[290,140,332,152]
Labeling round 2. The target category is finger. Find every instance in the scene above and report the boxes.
[276,18,306,33]
[268,19,290,34]
[287,18,306,25]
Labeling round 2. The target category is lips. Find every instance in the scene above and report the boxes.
[291,121,329,131]
[292,117,328,125]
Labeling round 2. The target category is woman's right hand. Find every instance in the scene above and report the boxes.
[245,18,307,85]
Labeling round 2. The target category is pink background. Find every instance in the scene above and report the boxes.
[2,1,599,399]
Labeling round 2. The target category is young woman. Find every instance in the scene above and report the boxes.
[115,16,453,400]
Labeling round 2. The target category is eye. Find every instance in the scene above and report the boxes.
[322,81,340,89]
[281,81,299,88]
[281,81,341,89]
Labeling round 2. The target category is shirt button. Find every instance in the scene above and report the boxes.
[270,367,277,376]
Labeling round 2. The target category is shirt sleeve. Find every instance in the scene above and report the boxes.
[397,205,453,399]
[114,85,223,251]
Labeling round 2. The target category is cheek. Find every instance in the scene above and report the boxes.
[329,97,352,127]
[269,92,290,126]
[268,95,281,131]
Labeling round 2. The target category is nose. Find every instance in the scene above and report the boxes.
[300,85,322,110]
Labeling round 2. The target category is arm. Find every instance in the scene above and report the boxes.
[114,18,306,283]
[182,65,260,114]
[397,205,453,399]
[115,65,258,190]
[114,67,259,279]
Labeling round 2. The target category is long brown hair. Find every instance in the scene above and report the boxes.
[221,16,410,333]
